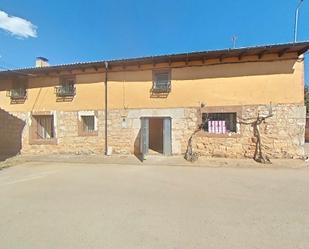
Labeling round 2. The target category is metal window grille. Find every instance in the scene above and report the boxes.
[56,78,76,97]
[202,112,237,133]
[10,87,27,99]
[10,81,27,99]
[82,116,95,132]
[153,72,171,92]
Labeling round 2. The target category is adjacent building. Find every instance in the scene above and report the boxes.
[0,42,308,159]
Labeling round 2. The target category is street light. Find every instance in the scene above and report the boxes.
[294,0,304,43]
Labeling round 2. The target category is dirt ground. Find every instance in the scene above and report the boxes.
[0,160,309,249]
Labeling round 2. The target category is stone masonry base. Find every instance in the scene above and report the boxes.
[1,104,305,159]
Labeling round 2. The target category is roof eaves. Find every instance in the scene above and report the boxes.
[1,41,309,74]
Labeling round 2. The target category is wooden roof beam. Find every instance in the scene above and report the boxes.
[168,57,172,66]
[258,50,268,59]
[219,54,224,62]
[278,48,290,57]
[238,52,246,61]
[298,45,309,56]
[185,54,189,65]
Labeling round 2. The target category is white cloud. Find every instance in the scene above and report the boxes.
[0,10,37,38]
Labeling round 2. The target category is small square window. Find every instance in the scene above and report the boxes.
[78,112,98,137]
[152,71,171,92]
[10,81,27,100]
[202,112,237,134]
[81,116,96,132]
[55,77,76,97]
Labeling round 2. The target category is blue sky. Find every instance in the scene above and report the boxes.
[0,0,308,82]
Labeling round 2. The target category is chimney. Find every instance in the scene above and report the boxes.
[35,57,49,67]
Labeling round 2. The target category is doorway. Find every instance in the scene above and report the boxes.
[149,118,163,154]
[140,117,172,158]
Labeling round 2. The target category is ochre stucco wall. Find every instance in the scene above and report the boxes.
[0,55,304,112]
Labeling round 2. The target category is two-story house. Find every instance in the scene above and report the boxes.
[0,42,308,160]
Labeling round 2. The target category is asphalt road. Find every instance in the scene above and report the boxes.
[0,162,308,249]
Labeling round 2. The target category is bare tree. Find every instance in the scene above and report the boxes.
[239,112,273,164]
[185,105,273,164]
[184,124,203,162]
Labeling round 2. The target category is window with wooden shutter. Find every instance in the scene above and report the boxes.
[33,115,54,139]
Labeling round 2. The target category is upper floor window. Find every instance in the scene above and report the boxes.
[9,80,27,100]
[152,70,171,93]
[55,76,76,97]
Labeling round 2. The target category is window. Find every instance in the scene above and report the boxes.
[202,112,237,134]
[55,77,76,97]
[10,81,27,100]
[78,112,98,136]
[81,116,95,132]
[33,115,55,139]
[29,113,57,145]
[152,71,171,92]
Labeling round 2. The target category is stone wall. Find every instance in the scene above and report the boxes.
[108,108,195,155]
[3,104,306,159]
[191,104,306,159]
[20,111,105,155]
[10,108,192,155]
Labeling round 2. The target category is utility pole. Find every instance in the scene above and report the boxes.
[232,35,238,49]
[294,0,304,43]
[104,61,108,156]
